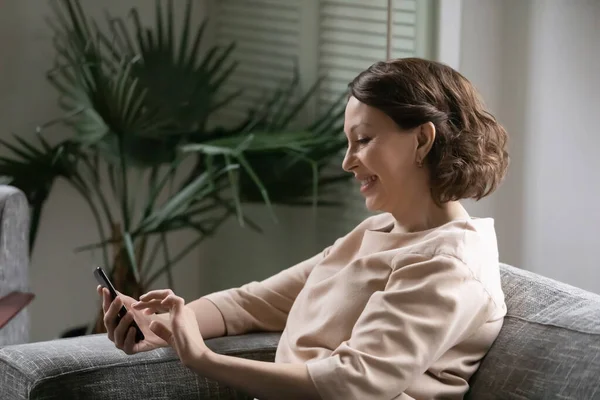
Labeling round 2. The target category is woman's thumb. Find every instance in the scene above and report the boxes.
[149,320,173,345]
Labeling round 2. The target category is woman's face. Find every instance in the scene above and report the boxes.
[342,96,429,213]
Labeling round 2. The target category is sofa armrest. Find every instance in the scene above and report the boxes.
[0,332,281,400]
[0,185,31,346]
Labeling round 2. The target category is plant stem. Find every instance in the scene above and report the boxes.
[144,235,204,287]
[160,232,174,289]
[69,181,110,269]
[81,154,116,229]
[143,236,162,276]
[144,211,231,287]
[135,235,148,279]
[141,158,183,227]
[118,137,130,231]
[140,165,159,224]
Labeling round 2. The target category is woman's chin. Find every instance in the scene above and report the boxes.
[364,196,381,212]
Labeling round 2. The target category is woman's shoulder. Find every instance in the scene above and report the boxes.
[402,218,505,314]
[422,217,498,264]
[342,213,500,273]
[349,213,499,260]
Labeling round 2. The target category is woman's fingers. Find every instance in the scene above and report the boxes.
[149,320,173,345]
[103,296,122,340]
[97,286,109,314]
[122,327,137,355]
[132,298,163,309]
[139,289,174,302]
[161,293,185,312]
[133,299,170,314]
[113,311,134,349]
[134,290,184,315]
[101,288,112,314]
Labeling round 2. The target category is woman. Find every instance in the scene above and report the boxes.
[98,58,509,399]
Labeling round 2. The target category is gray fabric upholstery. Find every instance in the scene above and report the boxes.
[0,185,30,346]
[467,264,600,399]
[1,254,599,398]
[0,332,280,400]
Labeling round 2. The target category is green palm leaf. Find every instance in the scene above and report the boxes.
[0,135,82,253]
[47,0,239,168]
[211,68,349,206]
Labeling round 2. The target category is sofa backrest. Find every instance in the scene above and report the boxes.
[467,263,600,399]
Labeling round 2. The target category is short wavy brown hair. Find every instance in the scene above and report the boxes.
[348,58,509,204]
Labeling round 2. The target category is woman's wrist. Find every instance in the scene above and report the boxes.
[186,346,216,374]
[147,313,172,348]
[150,312,170,327]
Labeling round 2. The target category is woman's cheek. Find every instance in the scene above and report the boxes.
[361,146,377,167]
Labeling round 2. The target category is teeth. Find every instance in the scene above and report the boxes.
[361,176,376,185]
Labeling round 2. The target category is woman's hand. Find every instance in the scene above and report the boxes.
[97,286,168,354]
[132,289,212,367]
[134,289,321,400]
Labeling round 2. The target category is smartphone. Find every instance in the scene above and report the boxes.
[94,267,145,343]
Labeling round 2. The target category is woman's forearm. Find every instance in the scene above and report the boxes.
[151,298,225,340]
[142,292,318,399]
[186,297,226,339]
[190,352,321,400]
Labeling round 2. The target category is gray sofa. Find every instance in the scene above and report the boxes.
[1,185,599,399]
[0,185,31,346]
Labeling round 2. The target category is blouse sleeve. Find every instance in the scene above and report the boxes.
[201,247,330,336]
[305,253,494,400]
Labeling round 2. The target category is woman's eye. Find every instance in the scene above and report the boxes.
[356,138,371,145]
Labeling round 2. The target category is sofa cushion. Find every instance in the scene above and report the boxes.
[467,264,600,399]
[0,332,280,400]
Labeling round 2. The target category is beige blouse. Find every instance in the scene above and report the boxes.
[203,213,506,399]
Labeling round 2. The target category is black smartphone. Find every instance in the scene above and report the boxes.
[94,267,145,343]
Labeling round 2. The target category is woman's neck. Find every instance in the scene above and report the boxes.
[390,200,469,234]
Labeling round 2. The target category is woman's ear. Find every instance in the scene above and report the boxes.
[415,122,436,164]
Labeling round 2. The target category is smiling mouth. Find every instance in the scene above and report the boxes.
[360,176,378,192]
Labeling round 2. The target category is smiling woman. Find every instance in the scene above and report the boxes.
[343,57,509,232]
[101,57,510,400]
[347,58,509,203]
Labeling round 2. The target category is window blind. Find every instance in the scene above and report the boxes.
[209,0,317,128]
[211,0,435,244]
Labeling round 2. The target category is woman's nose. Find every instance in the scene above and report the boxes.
[342,148,356,172]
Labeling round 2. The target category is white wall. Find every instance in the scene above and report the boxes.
[198,205,323,294]
[0,0,209,342]
[459,0,600,293]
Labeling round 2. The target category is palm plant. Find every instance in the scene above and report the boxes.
[0,0,350,334]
